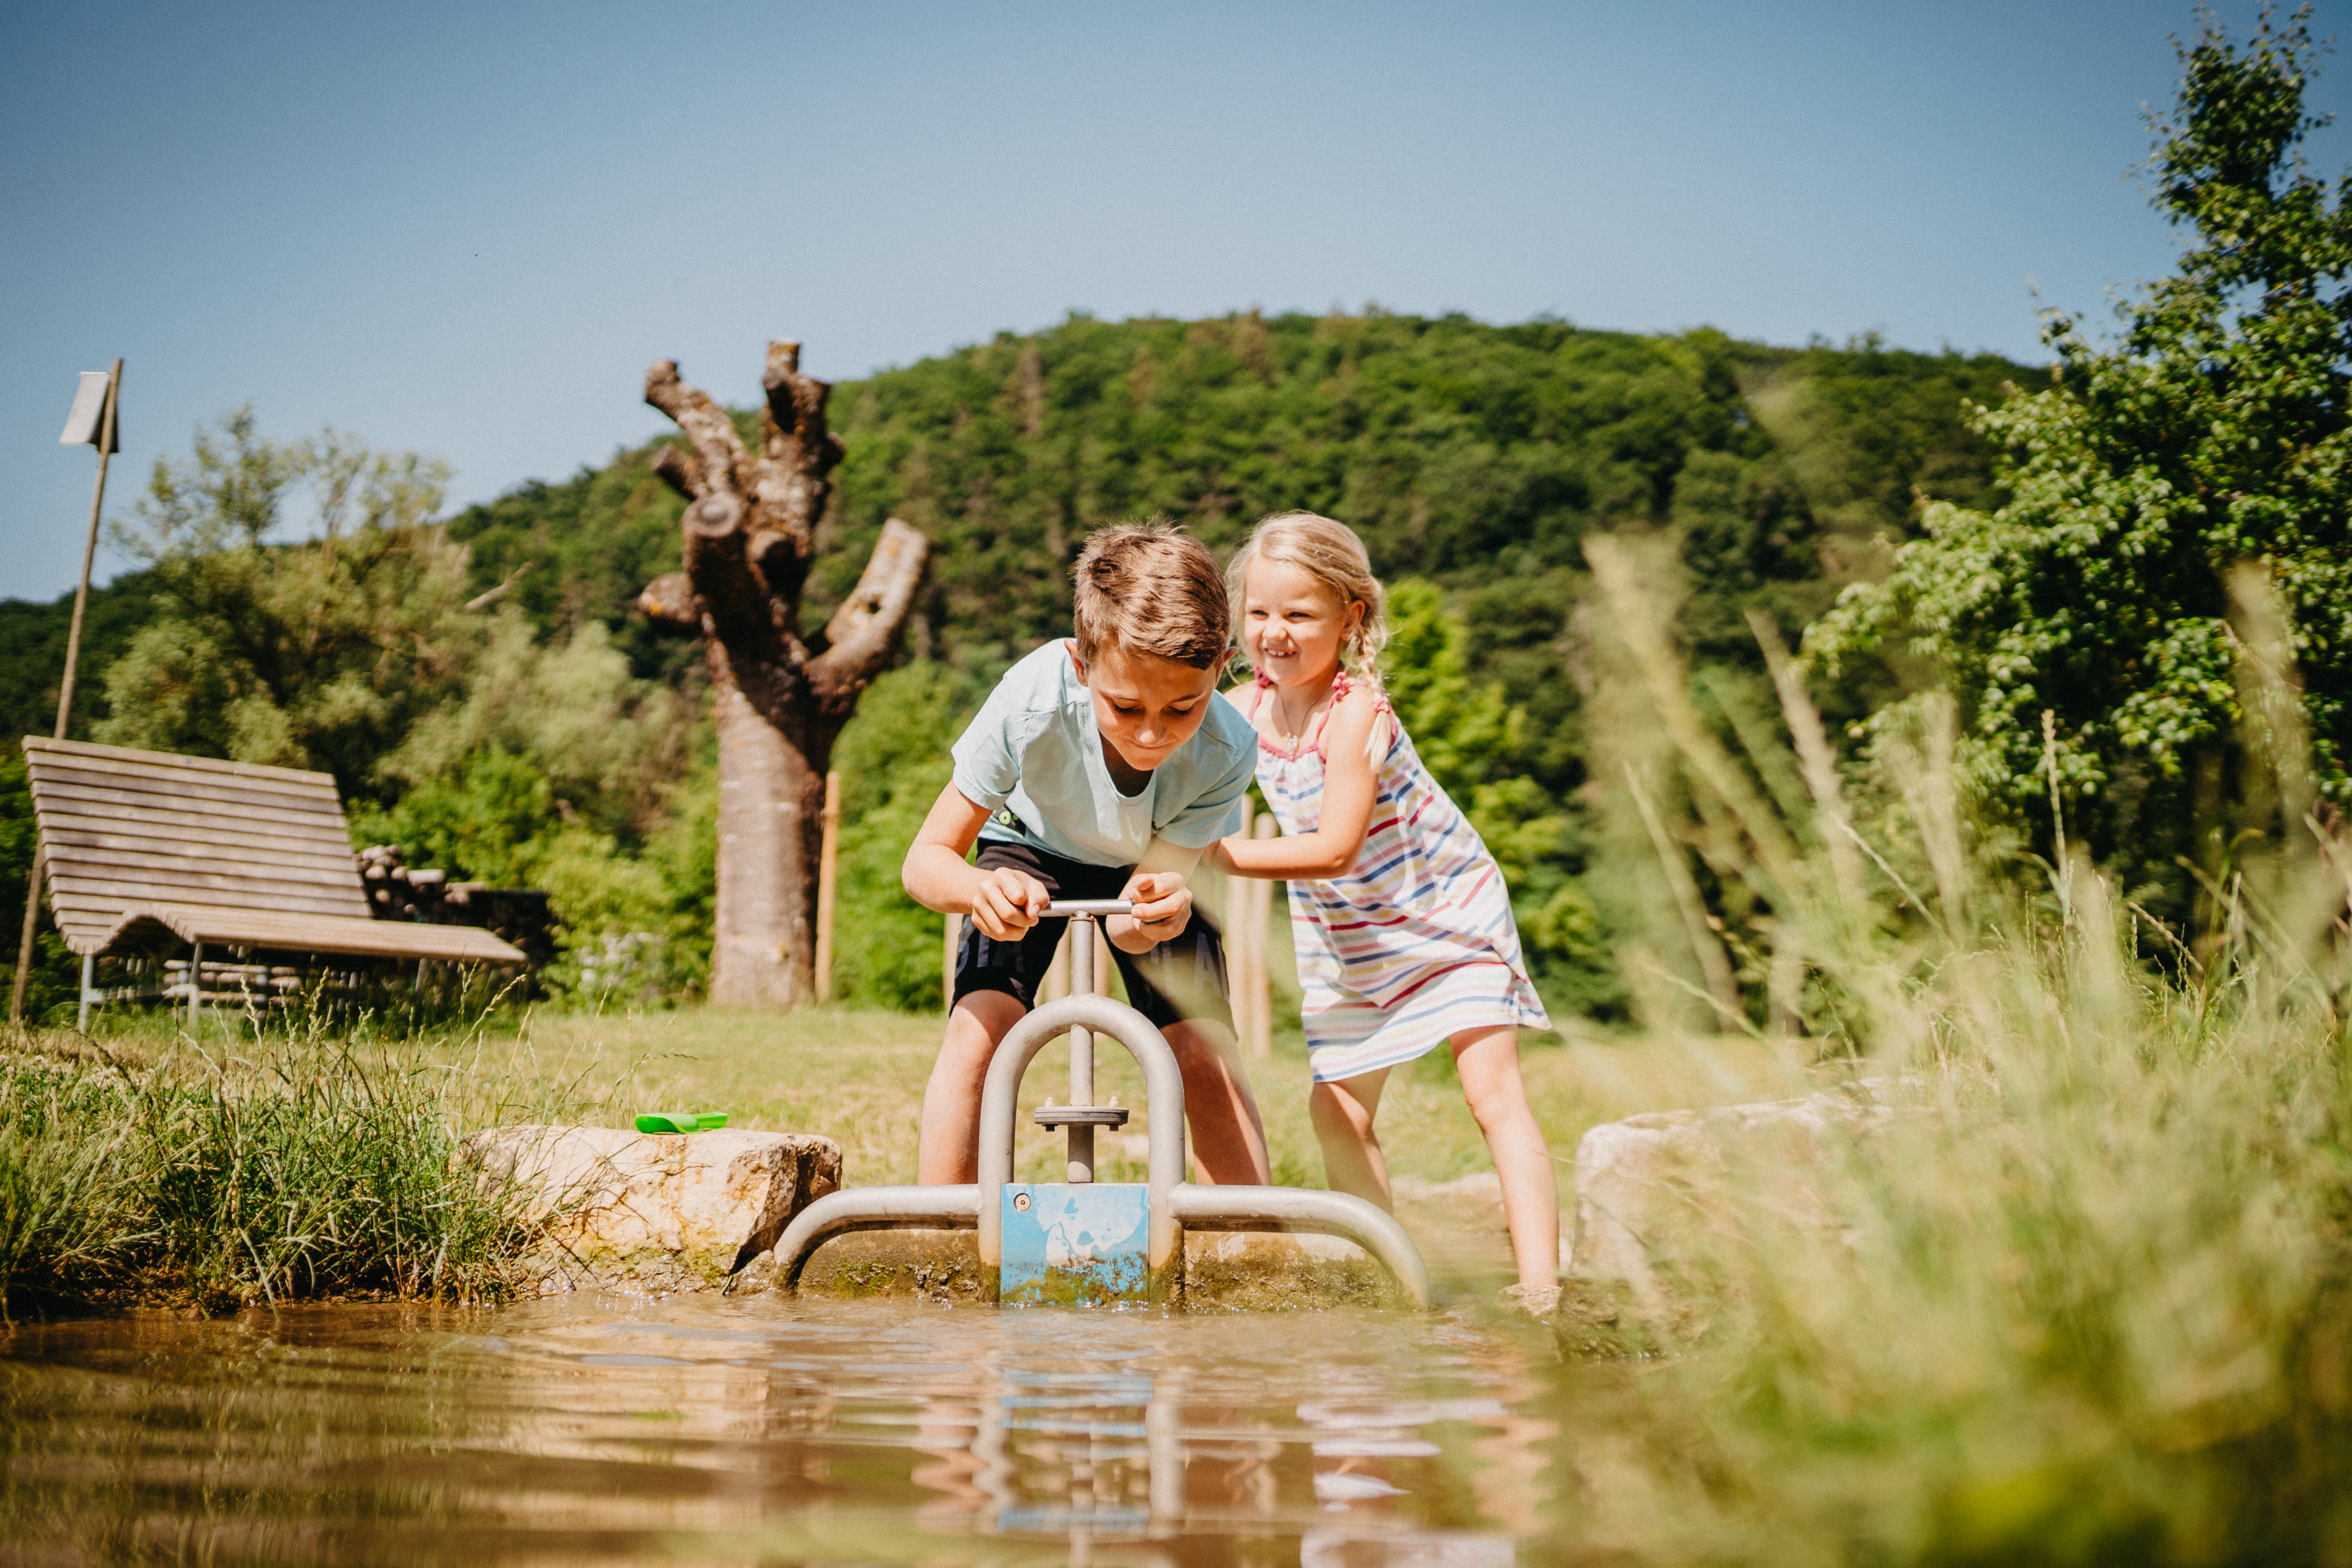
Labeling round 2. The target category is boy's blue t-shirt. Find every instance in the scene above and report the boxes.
[951,639,1256,868]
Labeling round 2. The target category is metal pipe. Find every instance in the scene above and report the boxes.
[1066,914,1095,1182]
[1168,1183,1434,1311]
[978,993,1187,1275]
[766,1184,981,1291]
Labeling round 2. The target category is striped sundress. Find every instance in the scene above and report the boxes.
[1246,672,1548,1083]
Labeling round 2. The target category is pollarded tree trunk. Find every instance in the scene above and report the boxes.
[637,339,929,1009]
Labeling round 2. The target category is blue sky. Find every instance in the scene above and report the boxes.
[3,0,2340,598]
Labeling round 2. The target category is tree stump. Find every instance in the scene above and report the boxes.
[638,340,928,1008]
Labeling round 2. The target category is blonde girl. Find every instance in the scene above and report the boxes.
[1213,512,1559,1310]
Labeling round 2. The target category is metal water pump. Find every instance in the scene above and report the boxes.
[768,900,1431,1308]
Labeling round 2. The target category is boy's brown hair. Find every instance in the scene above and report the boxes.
[1071,520,1230,669]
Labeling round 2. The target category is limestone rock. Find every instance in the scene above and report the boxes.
[1570,1078,1918,1311]
[465,1125,841,1293]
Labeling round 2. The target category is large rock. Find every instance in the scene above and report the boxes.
[465,1125,841,1293]
[1570,1078,1916,1314]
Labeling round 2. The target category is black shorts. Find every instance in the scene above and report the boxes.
[952,839,1232,1032]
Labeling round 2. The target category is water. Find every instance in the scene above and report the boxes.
[0,1294,1580,1565]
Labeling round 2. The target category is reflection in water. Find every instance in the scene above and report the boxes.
[0,1294,1562,1565]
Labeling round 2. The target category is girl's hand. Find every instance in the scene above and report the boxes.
[1115,871,1192,949]
[970,868,1048,939]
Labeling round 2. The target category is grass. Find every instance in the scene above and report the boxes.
[1537,545,2352,1563]
[0,1021,545,1312]
[0,984,1799,1314]
[419,1002,1798,1191]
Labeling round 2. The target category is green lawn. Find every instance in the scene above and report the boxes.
[428,1004,1804,1193]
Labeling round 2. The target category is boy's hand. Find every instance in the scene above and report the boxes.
[969,868,1049,940]
[1116,871,1192,948]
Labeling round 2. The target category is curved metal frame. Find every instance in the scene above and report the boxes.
[978,993,1189,1280]
[770,1185,979,1292]
[1170,1184,1431,1308]
[759,912,1433,1309]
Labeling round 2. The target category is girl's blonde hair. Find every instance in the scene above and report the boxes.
[1226,511,1389,683]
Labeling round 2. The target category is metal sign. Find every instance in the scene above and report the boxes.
[59,371,118,451]
[999,1183,1152,1305]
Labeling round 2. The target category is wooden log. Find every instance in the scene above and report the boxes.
[814,771,842,1003]
[1042,926,1070,1003]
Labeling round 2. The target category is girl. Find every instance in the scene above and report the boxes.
[1213,512,1559,1312]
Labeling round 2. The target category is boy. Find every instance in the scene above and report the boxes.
[903,523,1270,1186]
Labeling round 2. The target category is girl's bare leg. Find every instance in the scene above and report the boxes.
[1450,1025,1559,1291]
[1309,1067,1394,1209]
[1163,1020,1271,1184]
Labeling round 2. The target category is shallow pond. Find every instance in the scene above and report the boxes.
[0,1293,1585,1565]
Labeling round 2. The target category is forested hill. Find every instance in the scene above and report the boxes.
[0,310,2043,1018]
[3,312,2037,759]
[446,310,2041,796]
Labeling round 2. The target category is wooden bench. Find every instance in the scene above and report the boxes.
[22,737,526,1026]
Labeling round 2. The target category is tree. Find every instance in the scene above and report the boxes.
[637,340,929,1008]
[1806,7,2352,903]
[98,410,476,793]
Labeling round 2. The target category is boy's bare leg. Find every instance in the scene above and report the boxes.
[1308,1067,1393,1209]
[1161,1020,1270,1184]
[1450,1024,1559,1290]
[917,990,1028,1184]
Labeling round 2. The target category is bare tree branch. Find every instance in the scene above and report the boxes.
[681,494,778,649]
[650,443,704,501]
[809,519,930,708]
[462,562,533,612]
[644,361,749,498]
[637,570,700,631]
[752,339,836,558]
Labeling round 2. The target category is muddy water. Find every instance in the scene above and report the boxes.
[0,1293,1585,1565]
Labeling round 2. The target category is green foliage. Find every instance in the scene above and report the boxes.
[1809,10,2352,912]
[827,660,983,1009]
[441,443,698,685]
[1382,578,1518,797]
[2,318,2021,1022]
[84,409,699,998]
[1566,517,2352,1563]
[97,410,474,795]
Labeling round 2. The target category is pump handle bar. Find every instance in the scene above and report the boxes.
[1042,899,1133,917]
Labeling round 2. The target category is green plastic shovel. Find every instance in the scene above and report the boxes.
[634,1111,730,1135]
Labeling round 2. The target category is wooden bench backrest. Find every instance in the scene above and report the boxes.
[23,737,371,956]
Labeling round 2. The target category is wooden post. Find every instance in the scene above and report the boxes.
[814,770,842,1003]
[13,359,121,1026]
[1042,926,1071,1003]
[1249,814,1278,1058]
[1225,799,1259,1056]
[943,911,962,1012]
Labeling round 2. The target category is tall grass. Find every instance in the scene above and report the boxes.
[0,1023,540,1312]
[1569,542,2352,1563]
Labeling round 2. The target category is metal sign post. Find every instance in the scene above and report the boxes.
[11,361,123,1026]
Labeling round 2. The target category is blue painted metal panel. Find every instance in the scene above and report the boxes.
[999,1182,1150,1305]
